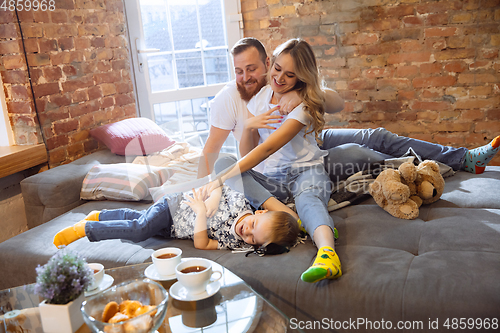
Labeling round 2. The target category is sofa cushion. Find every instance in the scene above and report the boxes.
[81,164,173,201]
[4,167,499,333]
[20,150,126,228]
[90,118,175,155]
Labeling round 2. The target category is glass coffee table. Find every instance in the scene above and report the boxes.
[0,261,304,333]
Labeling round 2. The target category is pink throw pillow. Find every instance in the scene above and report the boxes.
[90,118,175,155]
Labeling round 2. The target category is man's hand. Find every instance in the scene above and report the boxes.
[244,106,282,130]
[184,188,207,216]
[278,90,301,115]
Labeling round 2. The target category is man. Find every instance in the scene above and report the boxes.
[198,37,344,178]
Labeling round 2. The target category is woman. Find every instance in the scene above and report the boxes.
[207,39,340,283]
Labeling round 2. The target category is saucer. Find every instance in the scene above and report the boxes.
[85,274,114,297]
[144,264,177,281]
[169,281,221,301]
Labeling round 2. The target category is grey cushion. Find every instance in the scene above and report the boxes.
[3,165,499,333]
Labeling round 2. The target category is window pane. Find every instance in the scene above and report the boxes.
[147,54,175,92]
[154,97,209,142]
[154,102,178,134]
[154,97,237,155]
[138,0,230,93]
[140,1,172,52]
[200,0,226,47]
[169,3,200,51]
[204,49,229,84]
[176,51,204,88]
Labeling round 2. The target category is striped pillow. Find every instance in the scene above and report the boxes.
[81,164,174,201]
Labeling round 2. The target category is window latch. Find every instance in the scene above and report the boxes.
[229,13,243,29]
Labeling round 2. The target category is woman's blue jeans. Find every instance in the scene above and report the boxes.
[215,156,336,236]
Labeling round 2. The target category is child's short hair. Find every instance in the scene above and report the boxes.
[265,211,300,248]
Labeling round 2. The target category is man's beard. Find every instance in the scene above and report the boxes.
[236,75,267,102]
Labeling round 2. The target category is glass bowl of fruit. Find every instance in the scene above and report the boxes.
[81,278,168,333]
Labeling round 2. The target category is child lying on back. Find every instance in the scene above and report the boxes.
[53,186,299,251]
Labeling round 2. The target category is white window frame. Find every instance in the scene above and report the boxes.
[124,0,243,120]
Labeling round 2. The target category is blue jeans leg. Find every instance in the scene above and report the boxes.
[98,208,144,221]
[287,164,336,236]
[320,127,467,170]
[85,197,173,243]
[214,155,291,209]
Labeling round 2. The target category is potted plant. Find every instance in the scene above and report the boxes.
[34,248,94,333]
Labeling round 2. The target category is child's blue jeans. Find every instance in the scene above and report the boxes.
[85,194,182,243]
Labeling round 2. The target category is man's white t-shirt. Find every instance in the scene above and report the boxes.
[209,80,248,142]
[247,85,327,175]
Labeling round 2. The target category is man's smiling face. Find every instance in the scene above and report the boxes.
[233,46,268,101]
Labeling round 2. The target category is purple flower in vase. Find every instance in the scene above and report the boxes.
[32,247,94,304]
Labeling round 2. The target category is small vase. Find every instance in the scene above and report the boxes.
[39,293,85,333]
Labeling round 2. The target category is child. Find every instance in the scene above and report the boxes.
[53,186,299,251]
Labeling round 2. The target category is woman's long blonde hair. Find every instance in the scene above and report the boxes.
[269,39,325,144]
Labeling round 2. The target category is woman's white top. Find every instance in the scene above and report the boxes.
[247,85,327,175]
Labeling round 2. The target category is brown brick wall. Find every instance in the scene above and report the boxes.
[2,0,499,167]
[242,0,500,165]
[0,0,136,167]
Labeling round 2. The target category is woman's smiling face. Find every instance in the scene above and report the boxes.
[270,53,299,96]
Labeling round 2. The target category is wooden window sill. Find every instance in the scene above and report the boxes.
[0,144,47,178]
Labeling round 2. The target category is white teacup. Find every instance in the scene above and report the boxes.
[152,247,182,276]
[175,258,222,295]
[87,263,104,291]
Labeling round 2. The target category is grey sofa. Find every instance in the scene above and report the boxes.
[1,149,499,332]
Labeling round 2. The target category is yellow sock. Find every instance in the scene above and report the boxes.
[85,210,100,221]
[301,246,342,283]
[297,219,307,233]
[53,221,87,248]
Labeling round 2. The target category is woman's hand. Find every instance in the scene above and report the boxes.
[184,188,207,216]
[278,90,301,115]
[202,179,223,199]
[244,106,282,130]
[204,187,222,218]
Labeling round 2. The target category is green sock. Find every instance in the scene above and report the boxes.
[462,136,500,174]
[301,246,342,283]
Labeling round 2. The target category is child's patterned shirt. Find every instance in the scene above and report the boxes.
[171,186,253,250]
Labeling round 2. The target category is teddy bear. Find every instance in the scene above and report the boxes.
[369,160,445,219]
